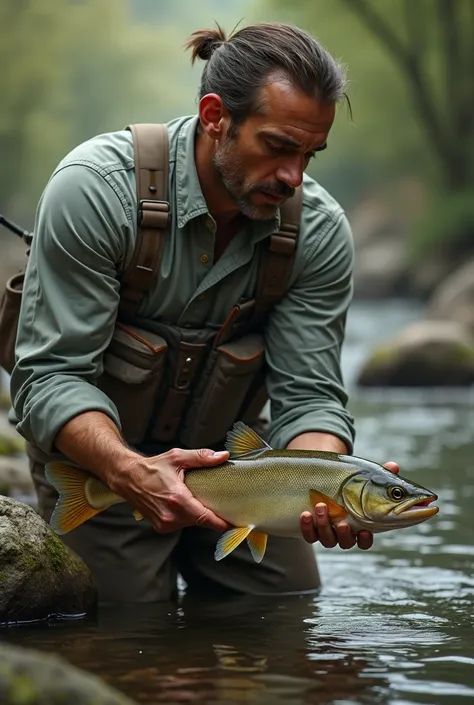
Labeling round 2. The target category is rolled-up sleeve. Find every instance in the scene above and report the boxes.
[265,207,355,452]
[11,163,132,454]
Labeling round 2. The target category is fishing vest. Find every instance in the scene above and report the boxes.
[0,123,302,449]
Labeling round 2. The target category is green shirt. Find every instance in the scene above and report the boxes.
[11,115,355,455]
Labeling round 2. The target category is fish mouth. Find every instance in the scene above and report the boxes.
[392,494,439,520]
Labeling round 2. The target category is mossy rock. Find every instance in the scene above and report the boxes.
[0,497,96,623]
[0,432,25,457]
[0,641,136,704]
[357,320,474,387]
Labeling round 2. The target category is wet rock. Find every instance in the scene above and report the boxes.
[357,320,474,387]
[0,641,136,704]
[0,496,96,623]
[427,259,474,333]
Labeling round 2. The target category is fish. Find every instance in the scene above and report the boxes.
[44,421,439,563]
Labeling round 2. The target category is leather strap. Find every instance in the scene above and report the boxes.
[254,184,303,318]
[119,123,170,318]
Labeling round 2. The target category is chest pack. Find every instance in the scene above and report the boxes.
[0,123,302,448]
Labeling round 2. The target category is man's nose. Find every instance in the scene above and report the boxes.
[275,161,304,190]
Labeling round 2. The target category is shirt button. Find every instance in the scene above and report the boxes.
[200,254,209,264]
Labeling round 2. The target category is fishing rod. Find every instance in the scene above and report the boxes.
[0,213,31,241]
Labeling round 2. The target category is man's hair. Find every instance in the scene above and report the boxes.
[185,22,349,128]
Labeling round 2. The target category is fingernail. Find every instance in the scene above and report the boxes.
[302,514,312,523]
[315,506,325,516]
[212,450,227,457]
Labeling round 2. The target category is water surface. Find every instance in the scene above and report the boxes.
[2,301,473,704]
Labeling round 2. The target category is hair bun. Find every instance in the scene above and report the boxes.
[185,24,227,64]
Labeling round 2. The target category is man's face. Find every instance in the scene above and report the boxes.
[213,79,336,220]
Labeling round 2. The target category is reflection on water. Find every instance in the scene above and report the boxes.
[1,301,474,704]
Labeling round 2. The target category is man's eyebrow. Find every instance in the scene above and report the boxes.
[261,132,328,152]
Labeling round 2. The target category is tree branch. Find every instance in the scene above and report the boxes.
[339,0,408,64]
[340,0,452,183]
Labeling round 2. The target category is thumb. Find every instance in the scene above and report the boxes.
[383,461,400,474]
[181,448,229,470]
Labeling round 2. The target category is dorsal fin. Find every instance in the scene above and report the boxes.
[225,421,272,459]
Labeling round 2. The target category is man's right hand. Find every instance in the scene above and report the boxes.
[111,447,231,534]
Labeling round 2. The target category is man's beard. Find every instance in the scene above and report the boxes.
[213,134,294,220]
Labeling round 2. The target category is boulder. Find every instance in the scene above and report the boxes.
[357,320,474,387]
[0,496,96,623]
[427,259,474,333]
[0,642,136,705]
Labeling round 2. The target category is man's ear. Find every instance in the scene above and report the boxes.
[199,93,229,140]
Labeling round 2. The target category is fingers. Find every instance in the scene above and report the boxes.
[356,530,374,550]
[170,448,230,470]
[313,504,337,548]
[300,503,375,551]
[333,522,356,550]
[383,461,400,474]
[300,511,318,543]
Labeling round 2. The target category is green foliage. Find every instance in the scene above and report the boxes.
[0,0,249,221]
[262,0,474,251]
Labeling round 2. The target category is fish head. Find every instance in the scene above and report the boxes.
[341,465,439,532]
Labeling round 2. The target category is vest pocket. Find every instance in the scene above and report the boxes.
[0,272,25,374]
[180,333,265,449]
[97,323,168,446]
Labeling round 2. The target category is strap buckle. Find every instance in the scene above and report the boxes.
[138,199,170,229]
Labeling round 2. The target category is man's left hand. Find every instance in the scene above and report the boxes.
[300,461,400,550]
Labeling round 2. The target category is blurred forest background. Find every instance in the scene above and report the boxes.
[1,0,473,299]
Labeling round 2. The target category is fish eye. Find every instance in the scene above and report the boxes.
[388,486,406,501]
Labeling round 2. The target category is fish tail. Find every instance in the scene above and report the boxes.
[45,462,103,535]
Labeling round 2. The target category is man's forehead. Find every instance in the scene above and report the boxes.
[253,79,336,134]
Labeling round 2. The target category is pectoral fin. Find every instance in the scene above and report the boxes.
[246,531,268,563]
[133,510,144,521]
[309,490,347,523]
[215,526,254,561]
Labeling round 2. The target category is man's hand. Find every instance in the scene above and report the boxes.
[300,461,400,550]
[112,447,231,534]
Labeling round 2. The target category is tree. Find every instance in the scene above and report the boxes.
[340,0,474,194]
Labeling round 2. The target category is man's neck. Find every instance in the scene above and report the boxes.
[194,128,239,229]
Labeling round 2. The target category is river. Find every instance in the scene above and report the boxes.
[2,300,474,705]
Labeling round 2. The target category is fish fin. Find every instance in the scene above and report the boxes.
[45,462,102,535]
[225,421,272,459]
[214,525,254,561]
[309,490,347,523]
[246,530,268,563]
[133,509,144,521]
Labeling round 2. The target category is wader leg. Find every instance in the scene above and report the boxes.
[27,444,180,604]
[177,527,321,597]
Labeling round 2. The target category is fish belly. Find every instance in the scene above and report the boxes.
[196,488,310,538]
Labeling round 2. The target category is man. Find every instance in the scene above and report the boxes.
[11,22,398,602]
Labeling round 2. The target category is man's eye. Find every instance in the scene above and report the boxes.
[266,142,285,155]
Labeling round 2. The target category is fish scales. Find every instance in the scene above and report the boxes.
[44,421,439,562]
[185,452,360,535]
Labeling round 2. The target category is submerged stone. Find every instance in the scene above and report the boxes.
[357,320,474,387]
[0,641,136,704]
[0,496,96,623]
